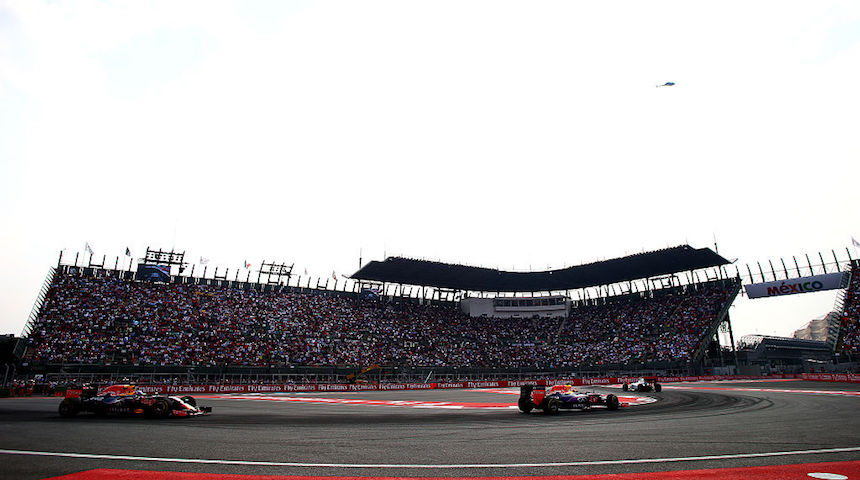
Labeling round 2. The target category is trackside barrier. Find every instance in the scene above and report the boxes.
[129,375,806,395]
[801,373,860,383]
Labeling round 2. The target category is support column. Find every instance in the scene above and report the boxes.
[726,312,739,373]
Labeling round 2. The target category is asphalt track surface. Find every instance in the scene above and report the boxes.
[0,380,858,479]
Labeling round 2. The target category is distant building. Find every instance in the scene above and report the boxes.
[793,315,829,342]
[737,335,832,374]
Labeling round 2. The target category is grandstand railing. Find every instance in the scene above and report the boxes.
[20,267,57,338]
[826,291,847,350]
[739,248,856,285]
[54,263,385,304]
[691,278,743,363]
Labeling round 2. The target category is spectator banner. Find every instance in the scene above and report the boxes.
[744,272,849,299]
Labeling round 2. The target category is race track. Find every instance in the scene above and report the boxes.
[0,380,858,479]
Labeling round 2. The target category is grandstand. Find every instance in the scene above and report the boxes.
[834,259,860,360]
[17,244,746,383]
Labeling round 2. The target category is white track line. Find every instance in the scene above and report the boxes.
[662,386,860,396]
[1,447,858,469]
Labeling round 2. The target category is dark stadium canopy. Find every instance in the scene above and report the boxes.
[351,245,730,292]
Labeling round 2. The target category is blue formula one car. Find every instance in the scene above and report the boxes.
[518,384,620,414]
[58,384,211,418]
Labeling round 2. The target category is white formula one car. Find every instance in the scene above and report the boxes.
[622,377,662,392]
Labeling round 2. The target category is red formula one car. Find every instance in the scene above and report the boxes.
[58,384,211,418]
[518,384,620,414]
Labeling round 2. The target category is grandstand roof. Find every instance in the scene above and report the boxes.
[351,245,730,292]
[738,335,830,349]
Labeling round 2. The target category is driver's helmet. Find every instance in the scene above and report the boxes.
[103,384,137,396]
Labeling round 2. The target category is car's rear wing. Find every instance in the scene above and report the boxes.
[520,384,546,405]
[64,385,97,399]
[64,389,82,399]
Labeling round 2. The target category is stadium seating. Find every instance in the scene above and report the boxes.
[28,271,736,368]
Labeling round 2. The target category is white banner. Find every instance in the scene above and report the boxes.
[745,272,849,299]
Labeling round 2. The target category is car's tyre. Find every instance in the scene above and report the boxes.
[654,383,662,392]
[636,384,644,392]
[622,384,629,392]
[58,398,80,417]
[606,394,620,410]
[150,398,171,418]
[518,397,533,414]
[181,395,197,407]
[542,397,560,415]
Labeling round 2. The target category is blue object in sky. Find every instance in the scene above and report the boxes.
[657,82,676,87]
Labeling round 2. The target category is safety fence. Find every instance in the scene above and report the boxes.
[67,374,803,395]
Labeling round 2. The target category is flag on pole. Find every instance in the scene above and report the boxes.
[85,242,93,255]
[200,256,210,265]
[245,260,252,269]
[332,270,337,281]
[125,247,131,257]
[853,237,860,248]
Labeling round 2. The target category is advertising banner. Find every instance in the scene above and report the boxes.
[744,272,849,299]
[128,375,815,395]
[801,373,860,383]
[135,264,171,283]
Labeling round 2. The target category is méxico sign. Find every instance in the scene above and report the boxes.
[744,272,849,299]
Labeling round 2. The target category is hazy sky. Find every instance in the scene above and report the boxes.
[1,1,858,341]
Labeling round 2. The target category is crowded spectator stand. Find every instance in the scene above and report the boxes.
[23,245,741,380]
[837,260,860,358]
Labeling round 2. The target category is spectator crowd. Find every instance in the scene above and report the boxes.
[29,272,736,369]
[837,261,860,356]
